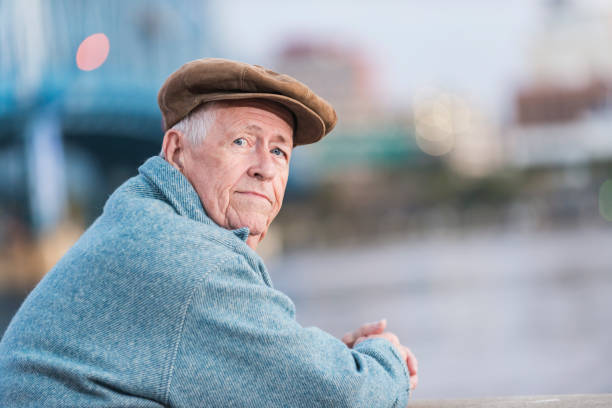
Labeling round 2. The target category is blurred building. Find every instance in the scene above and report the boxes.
[0,0,216,290]
[276,41,378,129]
[509,0,612,168]
[275,40,422,176]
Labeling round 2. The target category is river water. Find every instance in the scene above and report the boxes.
[268,224,612,399]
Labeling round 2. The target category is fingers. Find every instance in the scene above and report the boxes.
[355,319,387,340]
[402,345,419,390]
[363,318,387,335]
[403,346,418,376]
[341,332,355,347]
[410,374,419,390]
[342,319,387,347]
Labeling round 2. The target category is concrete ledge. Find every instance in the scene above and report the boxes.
[409,394,612,407]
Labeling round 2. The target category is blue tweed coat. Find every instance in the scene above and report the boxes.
[0,156,410,407]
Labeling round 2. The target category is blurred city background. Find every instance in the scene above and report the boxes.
[1,0,611,400]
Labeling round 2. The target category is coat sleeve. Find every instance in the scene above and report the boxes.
[165,256,411,408]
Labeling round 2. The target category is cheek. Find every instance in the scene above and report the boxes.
[273,173,289,209]
[185,161,227,209]
[190,153,237,193]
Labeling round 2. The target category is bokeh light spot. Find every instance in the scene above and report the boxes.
[76,33,110,71]
[598,180,612,221]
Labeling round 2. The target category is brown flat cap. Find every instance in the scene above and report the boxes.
[158,58,337,146]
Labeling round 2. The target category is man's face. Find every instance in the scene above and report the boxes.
[181,99,294,248]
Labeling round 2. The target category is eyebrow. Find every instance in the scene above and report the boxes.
[244,124,291,146]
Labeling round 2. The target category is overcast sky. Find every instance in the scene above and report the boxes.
[208,0,611,121]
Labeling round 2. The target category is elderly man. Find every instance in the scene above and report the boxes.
[0,59,417,407]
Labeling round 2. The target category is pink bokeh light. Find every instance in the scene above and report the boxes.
[76,33,110,71]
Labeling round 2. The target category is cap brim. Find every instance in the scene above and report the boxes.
[181,92,326,147]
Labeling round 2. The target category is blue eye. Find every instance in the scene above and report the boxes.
[271,147,286,157]
[233,138,246,146]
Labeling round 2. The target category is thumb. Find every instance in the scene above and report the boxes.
[377,318,387,332]
[360,318,387,337]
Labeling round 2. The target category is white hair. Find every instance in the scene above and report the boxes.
[159,101,222,158]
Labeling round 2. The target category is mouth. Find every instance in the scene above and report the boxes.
[237,191,272,205]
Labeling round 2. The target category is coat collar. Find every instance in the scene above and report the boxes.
[138,156,250,242]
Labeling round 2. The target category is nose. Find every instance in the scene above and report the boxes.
[247,144,275,181]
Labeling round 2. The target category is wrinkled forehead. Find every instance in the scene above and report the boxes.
[216,99,296,139]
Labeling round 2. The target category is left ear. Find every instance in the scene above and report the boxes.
[162,129,185,172]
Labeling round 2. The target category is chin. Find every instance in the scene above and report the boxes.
[244,220,269,236]
[226,212,266,232]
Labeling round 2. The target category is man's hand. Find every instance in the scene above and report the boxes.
[343,319,419,390]
[341,319,388,348]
